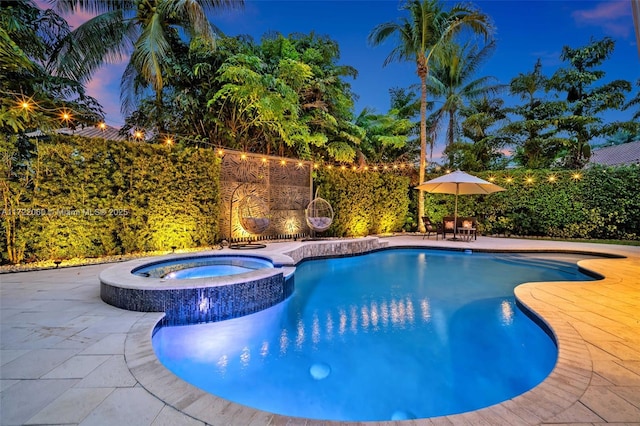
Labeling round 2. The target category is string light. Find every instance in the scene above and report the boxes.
[60,110,71,122]
[5,95,595,184]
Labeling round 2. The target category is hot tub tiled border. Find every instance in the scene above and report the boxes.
[101,273,294,325]
[100,237,388,325]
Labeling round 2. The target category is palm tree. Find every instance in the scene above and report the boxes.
[368,0,492,232]
[0,0,103,133]
[51,0,242,125]
[427,40,502,165]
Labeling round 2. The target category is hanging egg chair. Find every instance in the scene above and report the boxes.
[232,194,270,249]
[305,197,333,235]
[239,194,270,234]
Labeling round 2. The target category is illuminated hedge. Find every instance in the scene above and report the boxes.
[314,170,410,237]
[1,135,221,263]
[425,167,640,240]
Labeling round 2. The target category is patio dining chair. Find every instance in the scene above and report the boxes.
[421,217,441,240]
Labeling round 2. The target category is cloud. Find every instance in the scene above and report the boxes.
[572,1,632,38]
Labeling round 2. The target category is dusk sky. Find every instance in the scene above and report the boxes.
[50,0,639,155]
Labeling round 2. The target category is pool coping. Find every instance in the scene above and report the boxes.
[120,236,637,425]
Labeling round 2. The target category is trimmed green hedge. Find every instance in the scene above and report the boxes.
[1,135,221,263]
[314,170,410,237]
[2,134,638,265]
[424,167,640,240]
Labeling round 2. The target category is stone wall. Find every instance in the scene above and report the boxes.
[283,237,389,263]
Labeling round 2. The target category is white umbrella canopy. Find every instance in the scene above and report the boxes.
[415,170,506,240]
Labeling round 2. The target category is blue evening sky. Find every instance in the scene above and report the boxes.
[55,1,639,152]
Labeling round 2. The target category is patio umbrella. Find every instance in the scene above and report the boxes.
[415,170,506,240]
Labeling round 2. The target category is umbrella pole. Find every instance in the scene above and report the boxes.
[454,184,459,240]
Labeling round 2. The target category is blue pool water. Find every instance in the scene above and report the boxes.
[152,249,598,421]
[132,255,273,279]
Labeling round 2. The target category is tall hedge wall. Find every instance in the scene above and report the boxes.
[2,134,638,265]
[314,170,411,237]
[424,167,640,240]
[1,135,221,264]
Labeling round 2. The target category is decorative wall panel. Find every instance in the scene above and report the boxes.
[219,150,312,241]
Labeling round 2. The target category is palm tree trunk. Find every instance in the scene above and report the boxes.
[418,61,428,233]
[155,90,165,136]
[447,109,455,164]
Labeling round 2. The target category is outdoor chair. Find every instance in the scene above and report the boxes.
[442,216,478,240]
[421,217,441,240]
[442,217,456,239]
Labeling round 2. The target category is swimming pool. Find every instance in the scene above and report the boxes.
[152,249,599,421]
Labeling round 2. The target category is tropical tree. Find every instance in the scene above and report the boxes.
[368,0,493,231]
[426,40,502,164]
[389,86,421,160]
[624,79,640,122]
[207,52,326,156]
[0,0,102,133]
[503,59,567,169]
[121,34,254,144]
[354,107,414,164]
[446,96,509,171]
[283,33,362,162]
[51,0,242,130]
[547,37,632,168]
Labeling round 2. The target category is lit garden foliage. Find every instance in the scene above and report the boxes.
[425,167,640,240]
[1,135,221,263]
[2,134,640,264]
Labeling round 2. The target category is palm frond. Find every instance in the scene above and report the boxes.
[53,0,135,15]
[51,10,134,82]
[131,12,171,93]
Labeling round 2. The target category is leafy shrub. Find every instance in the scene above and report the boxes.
[315,170,410,237]
[1,135,221,263]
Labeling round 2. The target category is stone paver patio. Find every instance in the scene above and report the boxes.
[1,236,639,425]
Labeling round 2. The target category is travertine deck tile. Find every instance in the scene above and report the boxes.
[24,387,114,425]
[2,236,639,425]
[542,401,603,423]
[580,386,640,422]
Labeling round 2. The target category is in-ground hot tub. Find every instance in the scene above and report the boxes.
[100,253,295,325]
[132,255,275,279]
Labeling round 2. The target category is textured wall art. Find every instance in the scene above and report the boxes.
[219,151,312,241]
